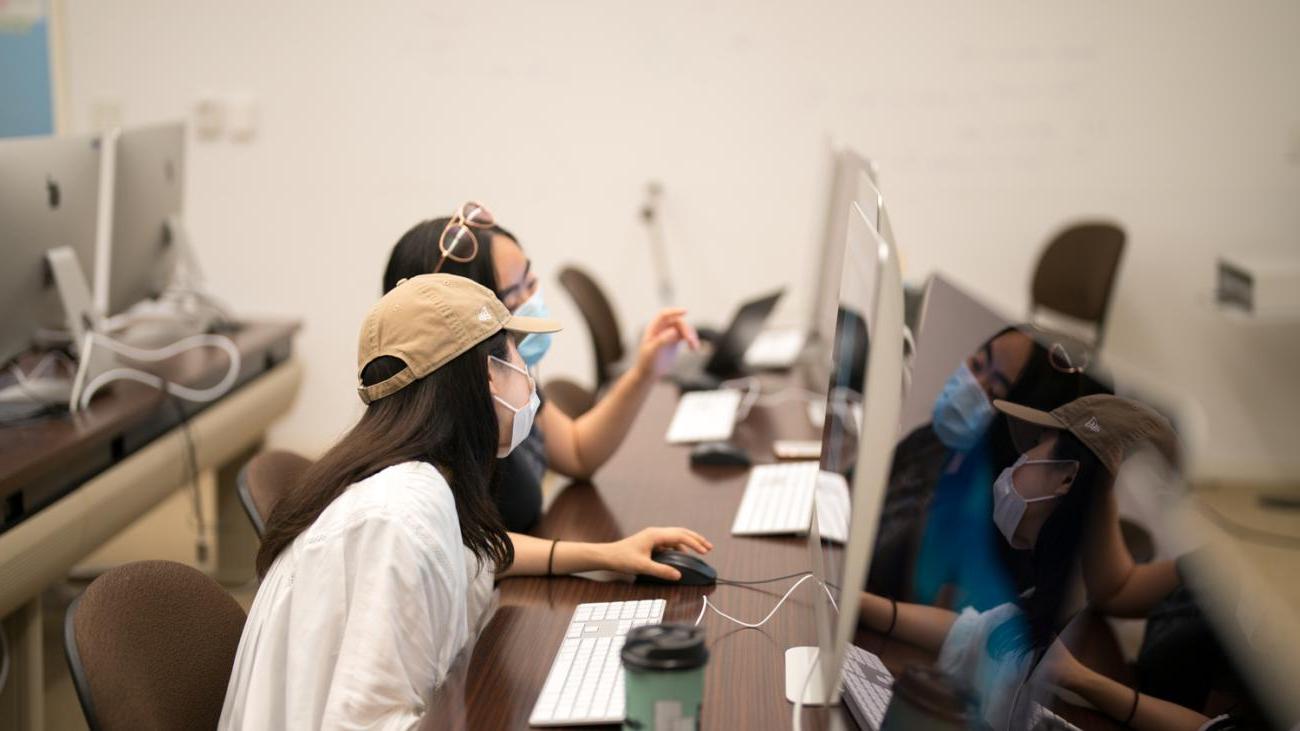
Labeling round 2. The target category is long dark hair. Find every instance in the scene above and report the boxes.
[255,333,514,577]
[991,430,1110,656]
[382,217,519,295]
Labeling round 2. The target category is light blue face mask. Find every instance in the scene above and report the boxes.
[512,286,552,367]
[931,361,995,451]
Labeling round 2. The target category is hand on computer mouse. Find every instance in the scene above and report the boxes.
[636,308,702,379]
[602,527,712,582]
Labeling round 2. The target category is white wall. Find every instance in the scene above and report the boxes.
[60,0,1300,482]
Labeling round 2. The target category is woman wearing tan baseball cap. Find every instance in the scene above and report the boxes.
[852,394,1215,730]
[218,274,711,730]
[382,202,701,533]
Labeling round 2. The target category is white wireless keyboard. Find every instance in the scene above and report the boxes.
[815,470,851,544]
[665,389,743,444]
[744,328,807,369]
[529,599,666,727]
[841,645,894,731]
[731,461,819,535]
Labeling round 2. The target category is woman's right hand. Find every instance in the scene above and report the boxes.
[633,308,700,380]
[600,527,713,581]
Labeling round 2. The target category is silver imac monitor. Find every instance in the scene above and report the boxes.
[808,148,881,344]
[787,194,906,706]
[0,133,104,364]
[103,121,185,318]
[804,159,887,392]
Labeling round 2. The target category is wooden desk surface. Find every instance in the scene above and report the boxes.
[424,377,855,729]
[423,376,1131,729]
[421,374,977,728]
[0,320,299,525]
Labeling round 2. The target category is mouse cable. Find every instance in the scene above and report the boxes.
[717,572,840,613]
[716,570,813,586]
[694,573,816,628]
[695,573,839,629]
[719,377,833,423]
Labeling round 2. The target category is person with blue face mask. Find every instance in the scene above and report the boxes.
[511,285,554,368]
[852,395,1211,731]
[382,202,700,532]
[931,359,998,451]
[868,325,1110,610]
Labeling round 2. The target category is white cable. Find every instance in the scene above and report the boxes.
[720,376,762,422]
[29,350,74,380]
[755,387,824,407]
[9,350,74,387]
[698,574,838,731]
[791,648,820,731]
[722,378,829,421]
[695,573,819,629]
[78,332,241,411]
[792,578,841,731]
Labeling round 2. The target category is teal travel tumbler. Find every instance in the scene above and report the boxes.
[621,624,708,730]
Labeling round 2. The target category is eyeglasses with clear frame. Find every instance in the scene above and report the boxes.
[433,200,495,273]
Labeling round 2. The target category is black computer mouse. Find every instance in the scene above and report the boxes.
[636,549,718,586]
[690,441,752,468]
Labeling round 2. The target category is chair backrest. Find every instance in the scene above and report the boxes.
[557,266,624,388]
[236,449,312,537]
[1031,222,1126,344]
[0,621,9,698]
[64,560,246,731]
[541,377,596,418]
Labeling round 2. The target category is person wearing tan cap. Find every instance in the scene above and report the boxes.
[872,325,1108,611]
[383,202,700,532]
[851,394,1212,730]
[218,274,711,730]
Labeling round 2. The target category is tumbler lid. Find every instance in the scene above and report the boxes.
[621,624,708,671]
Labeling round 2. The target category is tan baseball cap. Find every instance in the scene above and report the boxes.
[356,273,561,404]
[992,394,1179,475]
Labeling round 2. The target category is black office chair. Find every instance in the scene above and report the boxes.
[236,450,312,537]
[64,560,246,731]
[1030,222,1126,347]
[558,266,626,390]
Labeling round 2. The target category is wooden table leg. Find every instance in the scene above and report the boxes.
[0,597,44,731]
[214,440,263,587]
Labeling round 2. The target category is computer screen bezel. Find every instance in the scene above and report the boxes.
[0,133,103,363]
[103,121,186,318]
[805,197,906,703]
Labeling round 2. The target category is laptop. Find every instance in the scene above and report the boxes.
[671,289,783,391]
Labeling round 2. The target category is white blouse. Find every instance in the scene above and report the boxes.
[219,461,495,731]
[937,603,1035,730]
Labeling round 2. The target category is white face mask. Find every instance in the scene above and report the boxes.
[991,454,1067,550]
[490,355,540,457]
